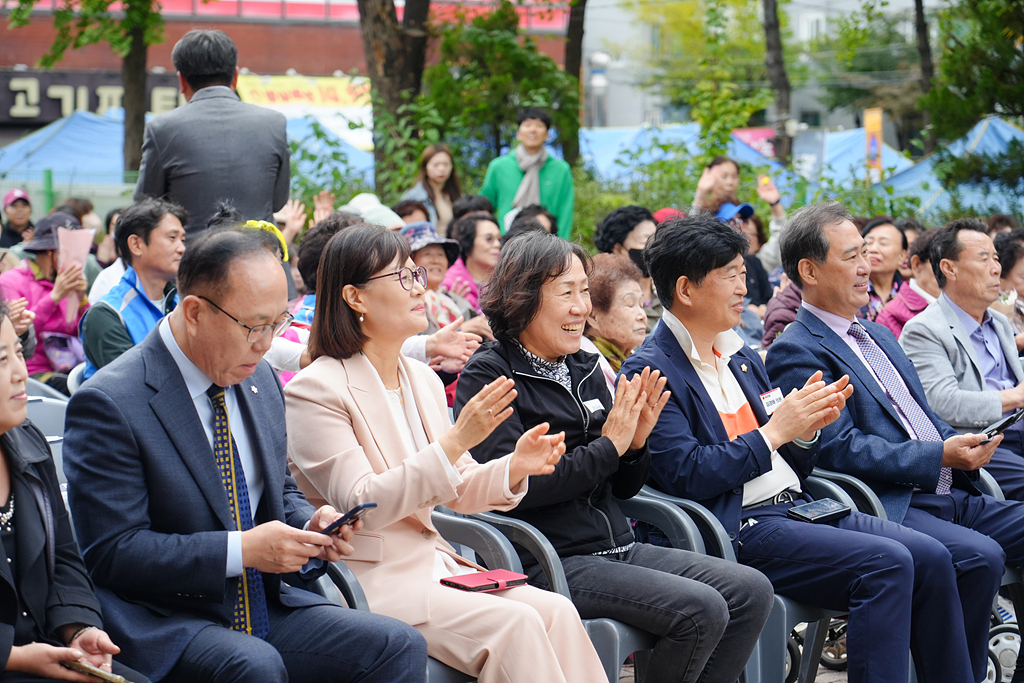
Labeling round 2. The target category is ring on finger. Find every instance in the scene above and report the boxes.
[487,408,493,416]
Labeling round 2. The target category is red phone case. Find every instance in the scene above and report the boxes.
[440,568,529,592]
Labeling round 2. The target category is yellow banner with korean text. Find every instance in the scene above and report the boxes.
[236,74,370,108]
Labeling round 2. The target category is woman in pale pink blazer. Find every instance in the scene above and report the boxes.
[284,225,606,683]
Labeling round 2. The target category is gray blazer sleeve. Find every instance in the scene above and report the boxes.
[900,313,1004,430]
[135,122,167,201]
[272,122,290,213]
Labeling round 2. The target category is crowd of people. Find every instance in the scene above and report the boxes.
[5,25,1024,683]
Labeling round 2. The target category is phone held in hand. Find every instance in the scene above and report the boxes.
[320,502,377,536]
[786,498,852,524]
[61,660,133,683]
[980,408,1024,445]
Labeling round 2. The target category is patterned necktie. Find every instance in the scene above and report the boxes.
[847,322,953,495]
[207,384,270,638]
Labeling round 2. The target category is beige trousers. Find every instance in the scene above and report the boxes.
[414,582,606,683]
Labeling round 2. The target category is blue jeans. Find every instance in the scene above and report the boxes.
[165,600,427,683]
[528,543,773,683]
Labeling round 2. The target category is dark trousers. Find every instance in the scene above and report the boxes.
[984,428,1024,501]
[529,543,774,683]
[165,599,428,683]
[738,505,972,683]
[903,488,1024,682]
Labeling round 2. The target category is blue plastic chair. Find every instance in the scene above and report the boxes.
[472,496,702,683]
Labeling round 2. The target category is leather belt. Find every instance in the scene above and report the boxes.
[742,488,801,511]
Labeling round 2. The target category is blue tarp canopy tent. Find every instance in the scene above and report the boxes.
[879,117,1024,217]
[0,109,375,187]
[284,114,375,187]
[0,111,126,183]
[822,128,912,184]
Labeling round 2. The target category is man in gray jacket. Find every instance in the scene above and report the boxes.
[900,218,1024,499]
[135,29,290,234]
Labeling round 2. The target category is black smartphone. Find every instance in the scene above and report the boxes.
[786,498,851,524]
[980,408,1024,444]
[320,502,377,536]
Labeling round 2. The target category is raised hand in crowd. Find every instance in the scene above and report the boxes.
[508,423,565,488]
[424,316,481,366]
[312,190,336,224]
[5,297,34,335]
[759,371,853,451]
[756,174,786,220]
[442,278,473,300]
[459,314,494,340]
[694,166,721,210]
[275,198,308,244]
[628,367,671,451]
[50,263,87,304]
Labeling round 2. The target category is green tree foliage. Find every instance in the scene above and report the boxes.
[421,0,579,189]
[810,5,926,152]
[933,139,1024,220]
[923,0,1024,140]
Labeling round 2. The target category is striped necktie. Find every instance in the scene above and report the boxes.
[847,322,953,495]
[207,383,270,638]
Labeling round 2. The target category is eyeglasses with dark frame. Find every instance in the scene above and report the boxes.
[366,266,428,291]
[198,296,294,343]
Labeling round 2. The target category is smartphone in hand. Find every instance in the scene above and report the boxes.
[319,502,377,536]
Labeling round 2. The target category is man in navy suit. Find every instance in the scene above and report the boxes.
[623,214,974,683]
[63,229,427,682]
[766,201,1024,683]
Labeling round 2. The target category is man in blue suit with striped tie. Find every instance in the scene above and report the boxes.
[766,201,1024,683]
[63,228,427,682]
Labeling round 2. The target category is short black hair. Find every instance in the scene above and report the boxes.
[995,230,1024,280]
[930,217,990,289]
[450,211,498,262]
[516,107,552,130]
[482,231,591,341]
[392,199,430,220]
[115,197,187,266]
[298,212,363,293]
[645,214,748,309]
[504,218,546,244]
[172,29,237,91]
[510,205,557,235]
[895,217,925,236]
[989,213,1021,235]
[862,216,907,250]
[451,195,494,223]
[104,207,125,236]
[780,202,853,288]
[206,200,243,232]
[177,228,278,299]
[908,228,938,264]
[309,225,410,361]
[594,205,655,254]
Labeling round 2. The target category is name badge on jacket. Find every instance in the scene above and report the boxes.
[583,398,605,414]
[760,388,784,415]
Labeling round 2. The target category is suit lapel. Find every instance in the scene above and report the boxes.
[344,354,411,470]
[729,354,771,426]
[940,297,985,381]
[144,335,236,531]
[655,325,732,443]
[12,476,43,600]
[797,308,907,431]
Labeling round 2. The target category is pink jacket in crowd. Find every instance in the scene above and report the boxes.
[0,262,88,374]
[876,280,930,340]
[439,258,481,313]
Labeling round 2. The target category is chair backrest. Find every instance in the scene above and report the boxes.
[811,467,889,520]
[27,396,68,439]
[26,377,70,401]
[47,436,65,484]
[432,509,523,572]
[66,363,87,394]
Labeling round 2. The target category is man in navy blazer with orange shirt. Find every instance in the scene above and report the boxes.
[624,213,974,683]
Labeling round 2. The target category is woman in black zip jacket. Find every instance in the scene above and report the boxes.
[0,309,147,683]
[455,231,773,683]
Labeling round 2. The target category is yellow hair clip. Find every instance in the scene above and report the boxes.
[243,220,289,261]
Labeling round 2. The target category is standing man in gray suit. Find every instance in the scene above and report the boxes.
[900,218,1024,500]
[135,29,290,234]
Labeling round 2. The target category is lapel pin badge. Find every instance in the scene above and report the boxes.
[740,364,748,373]
[250,385,258,394]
